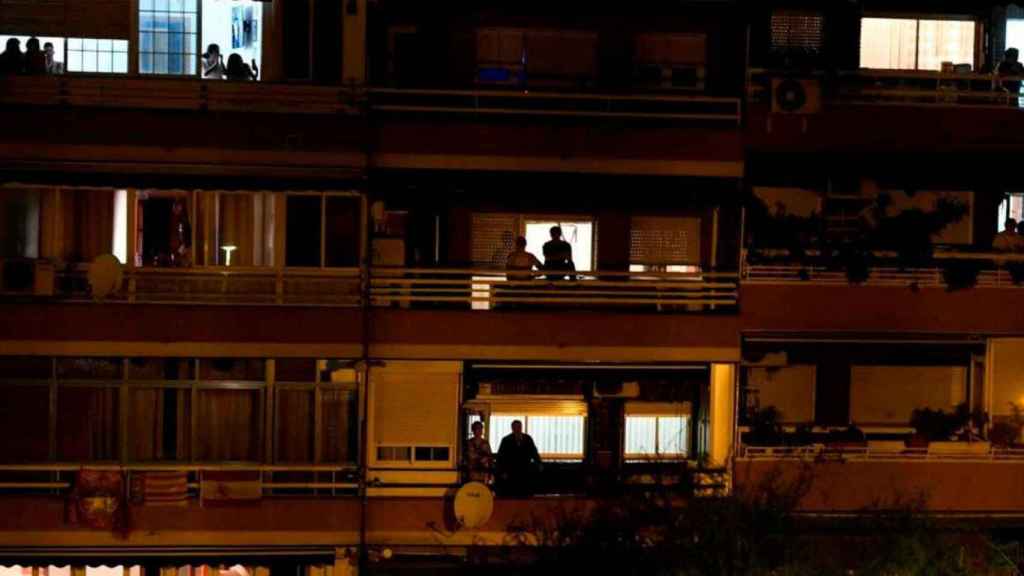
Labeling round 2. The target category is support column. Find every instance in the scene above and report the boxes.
[709,363,737,469]
[341,0,367,85]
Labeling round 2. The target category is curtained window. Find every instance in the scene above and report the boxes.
[274,358,357,464]
[0,357,52,462]
[127,358,193,461]
[215,192,275,267]
[56,358,122,461]
[860,17,975,70]
[60,188,116,263]
[285,193,362,268]
[195,359,264,462]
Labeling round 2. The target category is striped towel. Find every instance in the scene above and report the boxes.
[131,471,189,506]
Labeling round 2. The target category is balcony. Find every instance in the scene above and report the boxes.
[735,444,1024,513]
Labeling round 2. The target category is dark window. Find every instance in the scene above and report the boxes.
[286,195,323,267]
[771,10,824,53]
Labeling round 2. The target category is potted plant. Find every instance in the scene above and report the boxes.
[990,403,1024,449]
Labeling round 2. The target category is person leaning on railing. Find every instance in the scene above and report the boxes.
[996,48,1024,104]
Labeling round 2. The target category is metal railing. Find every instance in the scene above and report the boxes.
[0,463,359,496]
[738,442,1024,462]
[369,88,742,124]
[743,250,1024,289]
[57,266,363,306]
[0,76,360,114]
[369,268,739,311]
[747,67,1024,109]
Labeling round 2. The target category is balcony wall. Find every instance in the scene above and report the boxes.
[741,283,1024,335]
[735,458,1024,513]
[0,495,593,548]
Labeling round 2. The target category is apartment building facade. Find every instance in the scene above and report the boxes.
[2,0,1024,572]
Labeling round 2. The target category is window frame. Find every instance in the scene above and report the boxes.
[859,14,978,71]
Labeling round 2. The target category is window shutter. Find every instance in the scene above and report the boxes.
[470,213,519,267]
[629,216,701,266]
[771,10,824,53]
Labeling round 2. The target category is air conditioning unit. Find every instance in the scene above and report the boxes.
[0,259,55,296]
[593,381,641,398]
[771,78,821,114]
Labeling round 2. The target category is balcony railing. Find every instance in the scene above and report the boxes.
[368,88,742,124]
[743,250,1024,289]
[369,268,739,311]
[748,67,1024,109]
[739,442,1024,462]
[0,76,360,115]
[0,463,358,496]
[58,266,362,306]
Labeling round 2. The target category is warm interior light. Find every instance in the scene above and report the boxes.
[222,245,237,266]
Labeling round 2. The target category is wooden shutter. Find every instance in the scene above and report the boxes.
[629,216,701,266]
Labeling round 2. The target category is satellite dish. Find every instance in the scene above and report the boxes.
[88,254,123,301]
[452,482,494,530]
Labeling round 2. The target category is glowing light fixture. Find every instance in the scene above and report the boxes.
[222,245,237,266]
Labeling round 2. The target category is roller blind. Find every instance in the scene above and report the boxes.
[771,10,824,52]
[370,363,460,448]
[470,212,519,267]
[630,216,701,266]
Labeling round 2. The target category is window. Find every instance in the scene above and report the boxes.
[0,35,64,73]
[999,193,1024,231]
[484,414,585,460]
[625,416,689,460]
[139,0,199,75]
[201,0,263,79]
[286,193,362,268]
[860,17,975,71]
[630,216,701,271]
[67,38,129,73]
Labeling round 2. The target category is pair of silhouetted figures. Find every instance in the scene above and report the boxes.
[202,43,258,81]
[466,420,543,498]
[505,226,575,281]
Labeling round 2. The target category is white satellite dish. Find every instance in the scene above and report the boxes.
[88,254,123,301]
[452,481,494,530]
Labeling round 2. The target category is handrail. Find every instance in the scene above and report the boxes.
[738,442,1020,462]
[369,267,739,310]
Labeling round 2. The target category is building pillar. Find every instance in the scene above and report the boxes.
[709,363,737,469]
[341,0,367,85]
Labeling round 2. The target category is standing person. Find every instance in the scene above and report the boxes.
[202,44,226,79]
[496,420,542,498]
[465,421,494,484]
[542,225,575,280]
[997,48,1024,105]
[994,218,1018,252]
[43,42,63,74]
[23,37,45,75]
[0,38,24,75]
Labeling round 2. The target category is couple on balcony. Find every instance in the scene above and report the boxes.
[505,226,576,281]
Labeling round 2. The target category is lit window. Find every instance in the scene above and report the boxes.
[860,17,975,71]
[484,413,585,460]
[67,38,129,74]
[139,0,199,75]
[625,415,688,460]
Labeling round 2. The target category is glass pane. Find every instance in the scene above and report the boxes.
[113,52,128,73]
[154,31,168,53]
[114,39,129,52]
[57,387,119,460]
[657,416,688,456]
[321,388,357,463]
[82,38,97,51]
[488,414,525,454]
[83,51,98,73]
[168,32,183,54]
[184,0,197,11]
[285,196,323,267]
[324,196,360,267]
[68,37,82,50]
[0,386,50,461]
[196,389,260,461]
[140,13,155,32]
[140,31,153,52]
[169,0,183,11]
[276,389,314,462]
[57,357,122,380]
[526,415,584,458]
[98,51,112,73]
[625,416,657,456]
[128,388,191,461]
[140,52,153,73]
[154,52,168,73]
[860,17,918,70]
[140,0,154,10]
[917,19,975,71]
[98,38,112,51]
[154,0,169,10]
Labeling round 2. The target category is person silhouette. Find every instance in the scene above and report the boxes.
[0,38,24,75]
[496,420,542,498]
[542,226,575,280]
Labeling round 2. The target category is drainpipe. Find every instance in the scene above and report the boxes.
[358,191,371,574]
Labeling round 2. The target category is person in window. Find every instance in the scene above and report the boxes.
[994,218,1019,252]
[202,44,226,79]
[225,53,258,81]
[997,48,1024,105]
[43,42,63,75]
[496,420,542,498]
[542,226,575,280]
[465,421,494,485]
[506,236,542,281]
[0,38,24,75]
[23,37,46,75]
